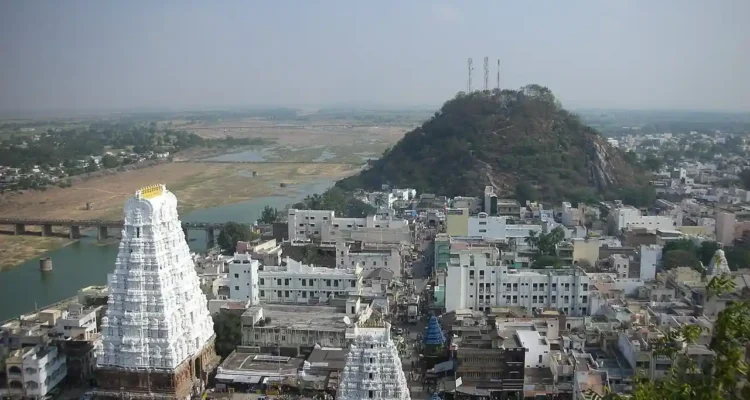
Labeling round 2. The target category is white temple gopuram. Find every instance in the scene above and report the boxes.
[94,184,217,399]
[337,322,411,400]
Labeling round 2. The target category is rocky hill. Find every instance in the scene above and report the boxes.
[337,85,652,205]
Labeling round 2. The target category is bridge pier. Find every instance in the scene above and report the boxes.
[41,224,53,237]
[69,226,81,239]
[97,226,108,240]
[206,228,215,248]
[14,224,25,235]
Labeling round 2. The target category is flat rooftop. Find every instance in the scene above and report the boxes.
[245,304,349,331]
[306,348,348,370]
[220,350,304,374]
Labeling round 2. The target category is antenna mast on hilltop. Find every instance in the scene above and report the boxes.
[483,57,489,91]
[496,59,500,90]
[467,58,473,92]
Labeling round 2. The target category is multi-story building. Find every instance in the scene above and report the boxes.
[445,243,591,315]
[716,211,736,246]
[95,184,217,399]
[617,328,714,380]
[53,303,100,340]
[288,209,411,247]
[336,242,402,278]
[466,213,542,241]
[228,255,362,304]
[639,244,662,281]
[448,311,525,397]
[446,208,469,236]
[610,206,676,233]
[0,345,67,399]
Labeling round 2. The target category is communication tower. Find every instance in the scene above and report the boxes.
[484,57,490,90]
[467,58,473,92]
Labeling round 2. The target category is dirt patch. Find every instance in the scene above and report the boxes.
[0,235,73,271]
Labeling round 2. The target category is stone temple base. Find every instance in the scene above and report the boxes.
[92,339,219,400]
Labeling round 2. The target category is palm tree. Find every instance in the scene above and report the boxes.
[525,231,539,249]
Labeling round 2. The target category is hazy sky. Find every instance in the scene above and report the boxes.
[1,1,749,113]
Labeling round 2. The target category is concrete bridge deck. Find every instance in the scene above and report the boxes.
[0,218,232,247]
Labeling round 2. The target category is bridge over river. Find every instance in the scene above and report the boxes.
[0,217,228,247]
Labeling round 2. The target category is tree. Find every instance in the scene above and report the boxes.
[524,230,539,250]
[537,227,565,257]
[697,241,722,266]
[532,255,563,269]
[258,205,281,224]
[515,182,537,205]
[739,169,750,191]
[217,221,256,254]
[662,249,702,271]
[101,154,120,169]
[212,312,241,359]
[643,155,663,172]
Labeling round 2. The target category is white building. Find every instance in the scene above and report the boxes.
[611,206,676,233]
[467,213,542,241]
[609,254,630,279]
[391,188,416,201]
[228,255,362,304]
[515,330,551,369]
[53,303,99,340]
[337,322,410,400]
[288,209,411,247]
[336,242,402,278]
[287,209,335,245]
[98,184,215,370]
[444,244,591,315]
[640,244,662,281]
[0,345,67,399]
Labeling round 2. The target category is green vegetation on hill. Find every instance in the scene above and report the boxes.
[337,85,652,204]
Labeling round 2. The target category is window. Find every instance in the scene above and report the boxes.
[285,279,290,286]
[334,280,339,287]
[285,291,289,298]
[302,279,306,286]
[302,292,307,298]
[479,221,487,225]
[470,255,475,266]
[513,283,518,290]
[259,290,265,297]
[469,270,475,278]
[532,296,538,303]
[326,279,331,287]
[582,283,589,291]
[479,270,485,277]
[538,355,543,363]
[310,216,315,220]
[234,273,239,278]
[369,391,374,399]
[479,229,487,233]
[582,296,588,303]
[259,278,264,285]
[552,283,557,291]
[234,286,239,291]
[350,280,356,287]
[533,283,538,291]
[309,279,314,286]
[334,224,339,228]
[565,283,570,291]
[373,261,377,266]
[277,279,282,285]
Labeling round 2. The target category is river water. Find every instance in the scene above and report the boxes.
[0,179,334,321]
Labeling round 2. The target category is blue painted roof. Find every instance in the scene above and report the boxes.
[423,316,446,346]
[429,393,441,400]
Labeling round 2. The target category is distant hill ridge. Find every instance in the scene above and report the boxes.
[337,85,651,204]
